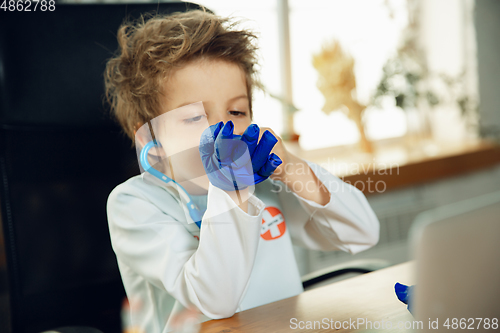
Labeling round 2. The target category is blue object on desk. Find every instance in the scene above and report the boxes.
[395,282,414,314]
[140,140,202,229]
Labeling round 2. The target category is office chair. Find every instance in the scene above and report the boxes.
[0,2,201,332]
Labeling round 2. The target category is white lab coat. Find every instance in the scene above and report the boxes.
[106,160,379,333]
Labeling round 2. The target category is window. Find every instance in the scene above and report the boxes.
[194,0,410,150]
[289,0,409,149]
[196,0,479,151]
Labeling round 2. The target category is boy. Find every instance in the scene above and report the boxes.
[105,9,379,333]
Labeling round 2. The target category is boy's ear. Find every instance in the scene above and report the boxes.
[134,122,163,157]
[133,122,147,148]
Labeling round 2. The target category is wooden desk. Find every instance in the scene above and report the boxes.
[200,261,416,332]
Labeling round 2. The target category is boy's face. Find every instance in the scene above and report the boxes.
[154,58,252,193]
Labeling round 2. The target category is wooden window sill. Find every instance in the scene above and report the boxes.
[284,138,500,196]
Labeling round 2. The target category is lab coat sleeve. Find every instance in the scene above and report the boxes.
[272,160,379,254]
[107,181,265,319]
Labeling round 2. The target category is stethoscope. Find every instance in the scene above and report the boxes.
[140,140,202,229]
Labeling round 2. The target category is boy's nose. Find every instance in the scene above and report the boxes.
[208,115,242,133]
[208,113,230,127]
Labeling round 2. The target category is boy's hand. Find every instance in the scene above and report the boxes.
[199,121,282,191]
[257,127,330,206]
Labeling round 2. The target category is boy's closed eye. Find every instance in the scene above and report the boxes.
[183,114,207,124]
[182,111,247,125]
[229,110,247,117]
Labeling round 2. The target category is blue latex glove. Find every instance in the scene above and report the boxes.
[395,282,414,315]
[199,121,282,191]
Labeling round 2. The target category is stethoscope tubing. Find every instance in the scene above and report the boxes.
[140,140,202,229]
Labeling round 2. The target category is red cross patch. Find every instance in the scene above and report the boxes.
[261,206,286,240]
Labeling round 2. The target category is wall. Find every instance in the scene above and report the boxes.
[475,0,500,135]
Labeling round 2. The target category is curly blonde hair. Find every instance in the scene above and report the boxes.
[104,8,260,141]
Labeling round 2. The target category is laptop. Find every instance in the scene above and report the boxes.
[409,190,500,331]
